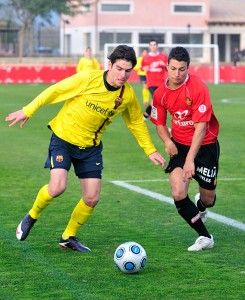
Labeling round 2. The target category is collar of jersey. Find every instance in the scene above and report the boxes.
[165,74,189,90]
[103,71,121,91]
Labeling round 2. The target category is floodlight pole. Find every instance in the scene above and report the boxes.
[63,19,70,56]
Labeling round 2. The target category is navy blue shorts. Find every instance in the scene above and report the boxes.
[139,75,146,83]
[44,134,103,179]
[165,139,220,190]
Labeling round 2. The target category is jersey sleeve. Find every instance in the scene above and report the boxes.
[191,80,213,123]
[22,72,87,118]
[121,86,157,156]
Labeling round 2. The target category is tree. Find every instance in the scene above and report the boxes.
[5,0,88,61]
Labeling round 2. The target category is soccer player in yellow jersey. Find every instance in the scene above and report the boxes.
[6,45,166,252]
[76,47,100,72]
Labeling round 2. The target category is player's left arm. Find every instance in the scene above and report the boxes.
[148,151,166,167]
[121,90,165,167]
[183,122,206,180]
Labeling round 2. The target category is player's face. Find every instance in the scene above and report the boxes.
[107,59,133,88]
[167,59,188,88]
[149,41,158,53]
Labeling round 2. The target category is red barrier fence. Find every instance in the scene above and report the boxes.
[0,65,244,84]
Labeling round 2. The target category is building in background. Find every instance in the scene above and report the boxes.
[0,19,19,55]
[60,0,245,63]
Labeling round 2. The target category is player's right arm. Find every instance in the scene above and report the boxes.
[5,110,29,128]
[156,125,178,156]
[5,72,88,128]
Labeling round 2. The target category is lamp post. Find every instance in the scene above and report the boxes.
[6,20,11,53]
[38,22,44,49]
[63,19,70,56]
[94,0,99,54]
[187,23,191,44]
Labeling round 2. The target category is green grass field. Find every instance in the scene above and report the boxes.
[1,82,245,300]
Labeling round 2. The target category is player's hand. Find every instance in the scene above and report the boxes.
[165,140,178,156]
[149,152,166,168]
[5,110,29,128]
[182,160,195,181]
[143,66,149,72]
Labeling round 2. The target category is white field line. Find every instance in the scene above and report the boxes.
[221,98,245,104]
[117,178,245,183]
[110,180,245,232]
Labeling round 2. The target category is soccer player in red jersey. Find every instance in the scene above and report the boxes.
[141,39,168,119]
[150,46,220,251]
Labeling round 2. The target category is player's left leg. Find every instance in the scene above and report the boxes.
[194,140,220,223]
[60,177,101,252]
[195,188,216,223]
[169,168,214,251]
[60,142,103,252]
[62,177,101,240]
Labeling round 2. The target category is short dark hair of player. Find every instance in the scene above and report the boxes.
[168,47,190,67]
[108,45,137,68]
[149,39,158,45]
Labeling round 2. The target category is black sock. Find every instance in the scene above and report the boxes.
[145,105,152,116]
[196,198,206,212]
[174,195,211,238]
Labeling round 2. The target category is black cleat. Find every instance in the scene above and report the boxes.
[16,214,37,241]
[59,236,91,252]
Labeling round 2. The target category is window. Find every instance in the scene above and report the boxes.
[100,3,131,13]
[99,32,131,51]
[172,33,203,57]
[172,33,202,44]
[173,3,203,14]
[139,34,165,45]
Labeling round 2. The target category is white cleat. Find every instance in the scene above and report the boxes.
[188,235,214,251]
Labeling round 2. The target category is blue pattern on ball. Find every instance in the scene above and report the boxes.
[124,262,135,271]
[131,245,140,254]
[116,248,125,258]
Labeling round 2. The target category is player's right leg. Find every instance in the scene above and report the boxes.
[16,169,68,241]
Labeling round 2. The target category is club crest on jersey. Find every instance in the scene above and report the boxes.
[114,96,123,109]
[56,155,63,162]
[186,97,192,106]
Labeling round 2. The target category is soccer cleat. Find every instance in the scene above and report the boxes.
[195,193,208,223]
[59,236,91,252]
[188,235,214,251]
[16,214,37,241]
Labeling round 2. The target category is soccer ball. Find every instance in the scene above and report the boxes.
[114,241,147,274]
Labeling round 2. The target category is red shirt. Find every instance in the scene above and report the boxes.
[141,52,168,88]
[150,74,219,145]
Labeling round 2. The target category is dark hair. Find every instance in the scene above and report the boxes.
[168,47,190,67]
[149,39,158,45]
[107,45,137,68]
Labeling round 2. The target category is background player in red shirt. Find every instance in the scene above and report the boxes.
[150,46,220,251]
[141,39,168,119]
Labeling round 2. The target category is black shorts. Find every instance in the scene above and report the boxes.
[165,139,220,190]
[44,133,103,179]
[148,86,158,96]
